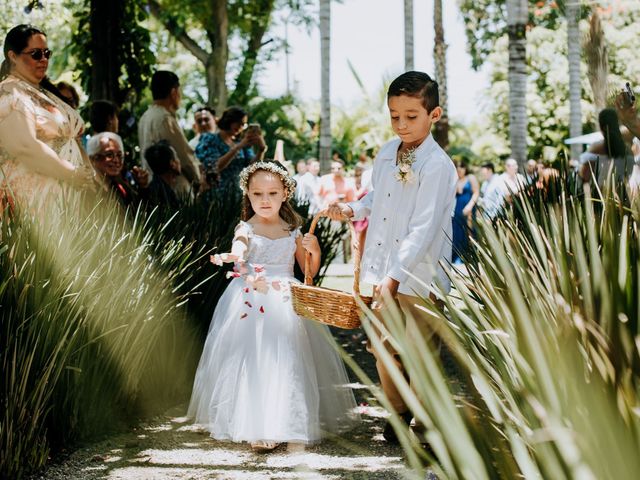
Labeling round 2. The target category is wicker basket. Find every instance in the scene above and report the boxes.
[291,211,372,329]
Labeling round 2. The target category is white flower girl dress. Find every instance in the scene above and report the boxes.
[188,221,357,444]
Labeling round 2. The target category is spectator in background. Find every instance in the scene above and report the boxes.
[295,157,321,213]
[579,108,633,188]
[352,163,370,253]
[87,132,149,207]
[317,158,355,208]
[524,159,538,184]
[452,158,479,264]
[138,70,201,198]
[292,160,307,183]
[189,106,216,149]
[500,158,526,200]
[478,162,505,220]
[56,81,79,109]
[144,140,181,210]
[195,106,266,203]
[90,100,119,133]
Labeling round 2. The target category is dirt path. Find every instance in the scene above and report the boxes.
[36,328,420,480]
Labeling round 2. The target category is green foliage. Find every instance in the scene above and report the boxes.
[69,0,154,104]
[0,186,343,479]
[466,4,640,162]
[352,171,640,478]
[458,0,575,70]
[0,193,201,479]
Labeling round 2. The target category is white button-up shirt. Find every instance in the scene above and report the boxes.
[348,135,457,298]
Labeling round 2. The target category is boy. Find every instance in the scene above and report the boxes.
[327,71,457,443]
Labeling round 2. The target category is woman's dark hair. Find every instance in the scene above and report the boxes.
[1,24,70,105]
[150,70,179,100]
[599,108,627,159]
[217,106,247,131]
[145,140,175,175]
[56,81,79,108]
[387,71,439,113]
[90,100,118,133]
[240,163,303,231]
[454,159,469,174]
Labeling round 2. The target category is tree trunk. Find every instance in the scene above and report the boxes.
[229,1,275,106]
[90,0,124,103]
[506,0,528,169]
[206,0,229,111]
[432,0,449,150]
[319,0,331,175]
[567,3,582,161]
[584,9,608,115]
[404,0,414,71]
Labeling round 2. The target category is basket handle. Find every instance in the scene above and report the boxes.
[304,210,363,298]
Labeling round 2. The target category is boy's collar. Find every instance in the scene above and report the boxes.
[382,134,436,160]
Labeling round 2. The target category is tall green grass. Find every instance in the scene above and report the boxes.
[350,175,640,479]
[0,188,343,479]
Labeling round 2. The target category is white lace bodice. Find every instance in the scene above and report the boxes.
[239,221,299,268]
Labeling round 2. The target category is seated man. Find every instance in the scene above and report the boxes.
[144,140,181,210]
[87,132,149,207]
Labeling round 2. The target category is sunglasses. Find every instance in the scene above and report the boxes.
[20,48,52,61]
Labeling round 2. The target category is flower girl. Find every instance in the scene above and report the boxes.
[188,161,356,452]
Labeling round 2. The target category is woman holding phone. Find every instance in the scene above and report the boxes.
[195,106,266,203]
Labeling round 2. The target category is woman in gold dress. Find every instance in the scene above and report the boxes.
[0,24,93,212]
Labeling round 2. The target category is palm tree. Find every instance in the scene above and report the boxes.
[433,0,449,150]
[567,1,583,161]
[506,0,528,168]
[319,0,331,174]
[404,0,414,71]
[584,8,608,112]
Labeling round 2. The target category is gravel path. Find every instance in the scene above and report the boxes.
[35,329,418,480]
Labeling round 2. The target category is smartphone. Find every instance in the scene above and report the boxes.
[246,123,261,136]
[623,82,636,107]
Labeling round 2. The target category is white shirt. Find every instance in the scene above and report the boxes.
[479,174,505,219]
[347,135,457,298]
[295,171,321,213]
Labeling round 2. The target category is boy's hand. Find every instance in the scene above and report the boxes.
[372,277,399,311]
[301,233,320,256]
[326,202,354,221]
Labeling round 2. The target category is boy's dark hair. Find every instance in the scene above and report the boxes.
[387,71,439,112]
[481,162,495,172]
[90,100,118,133]
[217,106,247,131]
[145,140,175,175]
[151,71,179,100]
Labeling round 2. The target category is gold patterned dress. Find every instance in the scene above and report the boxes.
[0,74,86,210]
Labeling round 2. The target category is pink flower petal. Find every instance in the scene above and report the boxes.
[244,287,250,293]
[259,306,265,313]
[244,301,252,308]
[253,264,265,273]
[240,313,248,319]
[271,281,281,291]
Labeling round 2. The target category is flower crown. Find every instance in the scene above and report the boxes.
[239,161,296,199]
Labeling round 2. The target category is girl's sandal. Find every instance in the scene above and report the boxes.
[251,441,279,453]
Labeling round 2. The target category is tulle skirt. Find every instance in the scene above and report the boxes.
[188,267,357,444]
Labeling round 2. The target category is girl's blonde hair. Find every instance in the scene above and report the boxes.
[239,161,303,230]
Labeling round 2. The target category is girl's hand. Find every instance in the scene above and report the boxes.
[210,253,241,265]
[301,233,320,256]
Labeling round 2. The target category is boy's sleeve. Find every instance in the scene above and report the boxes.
[387,160,455,283]
[347,190,373,220]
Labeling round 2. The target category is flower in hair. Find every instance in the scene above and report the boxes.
[239,161,296,199]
